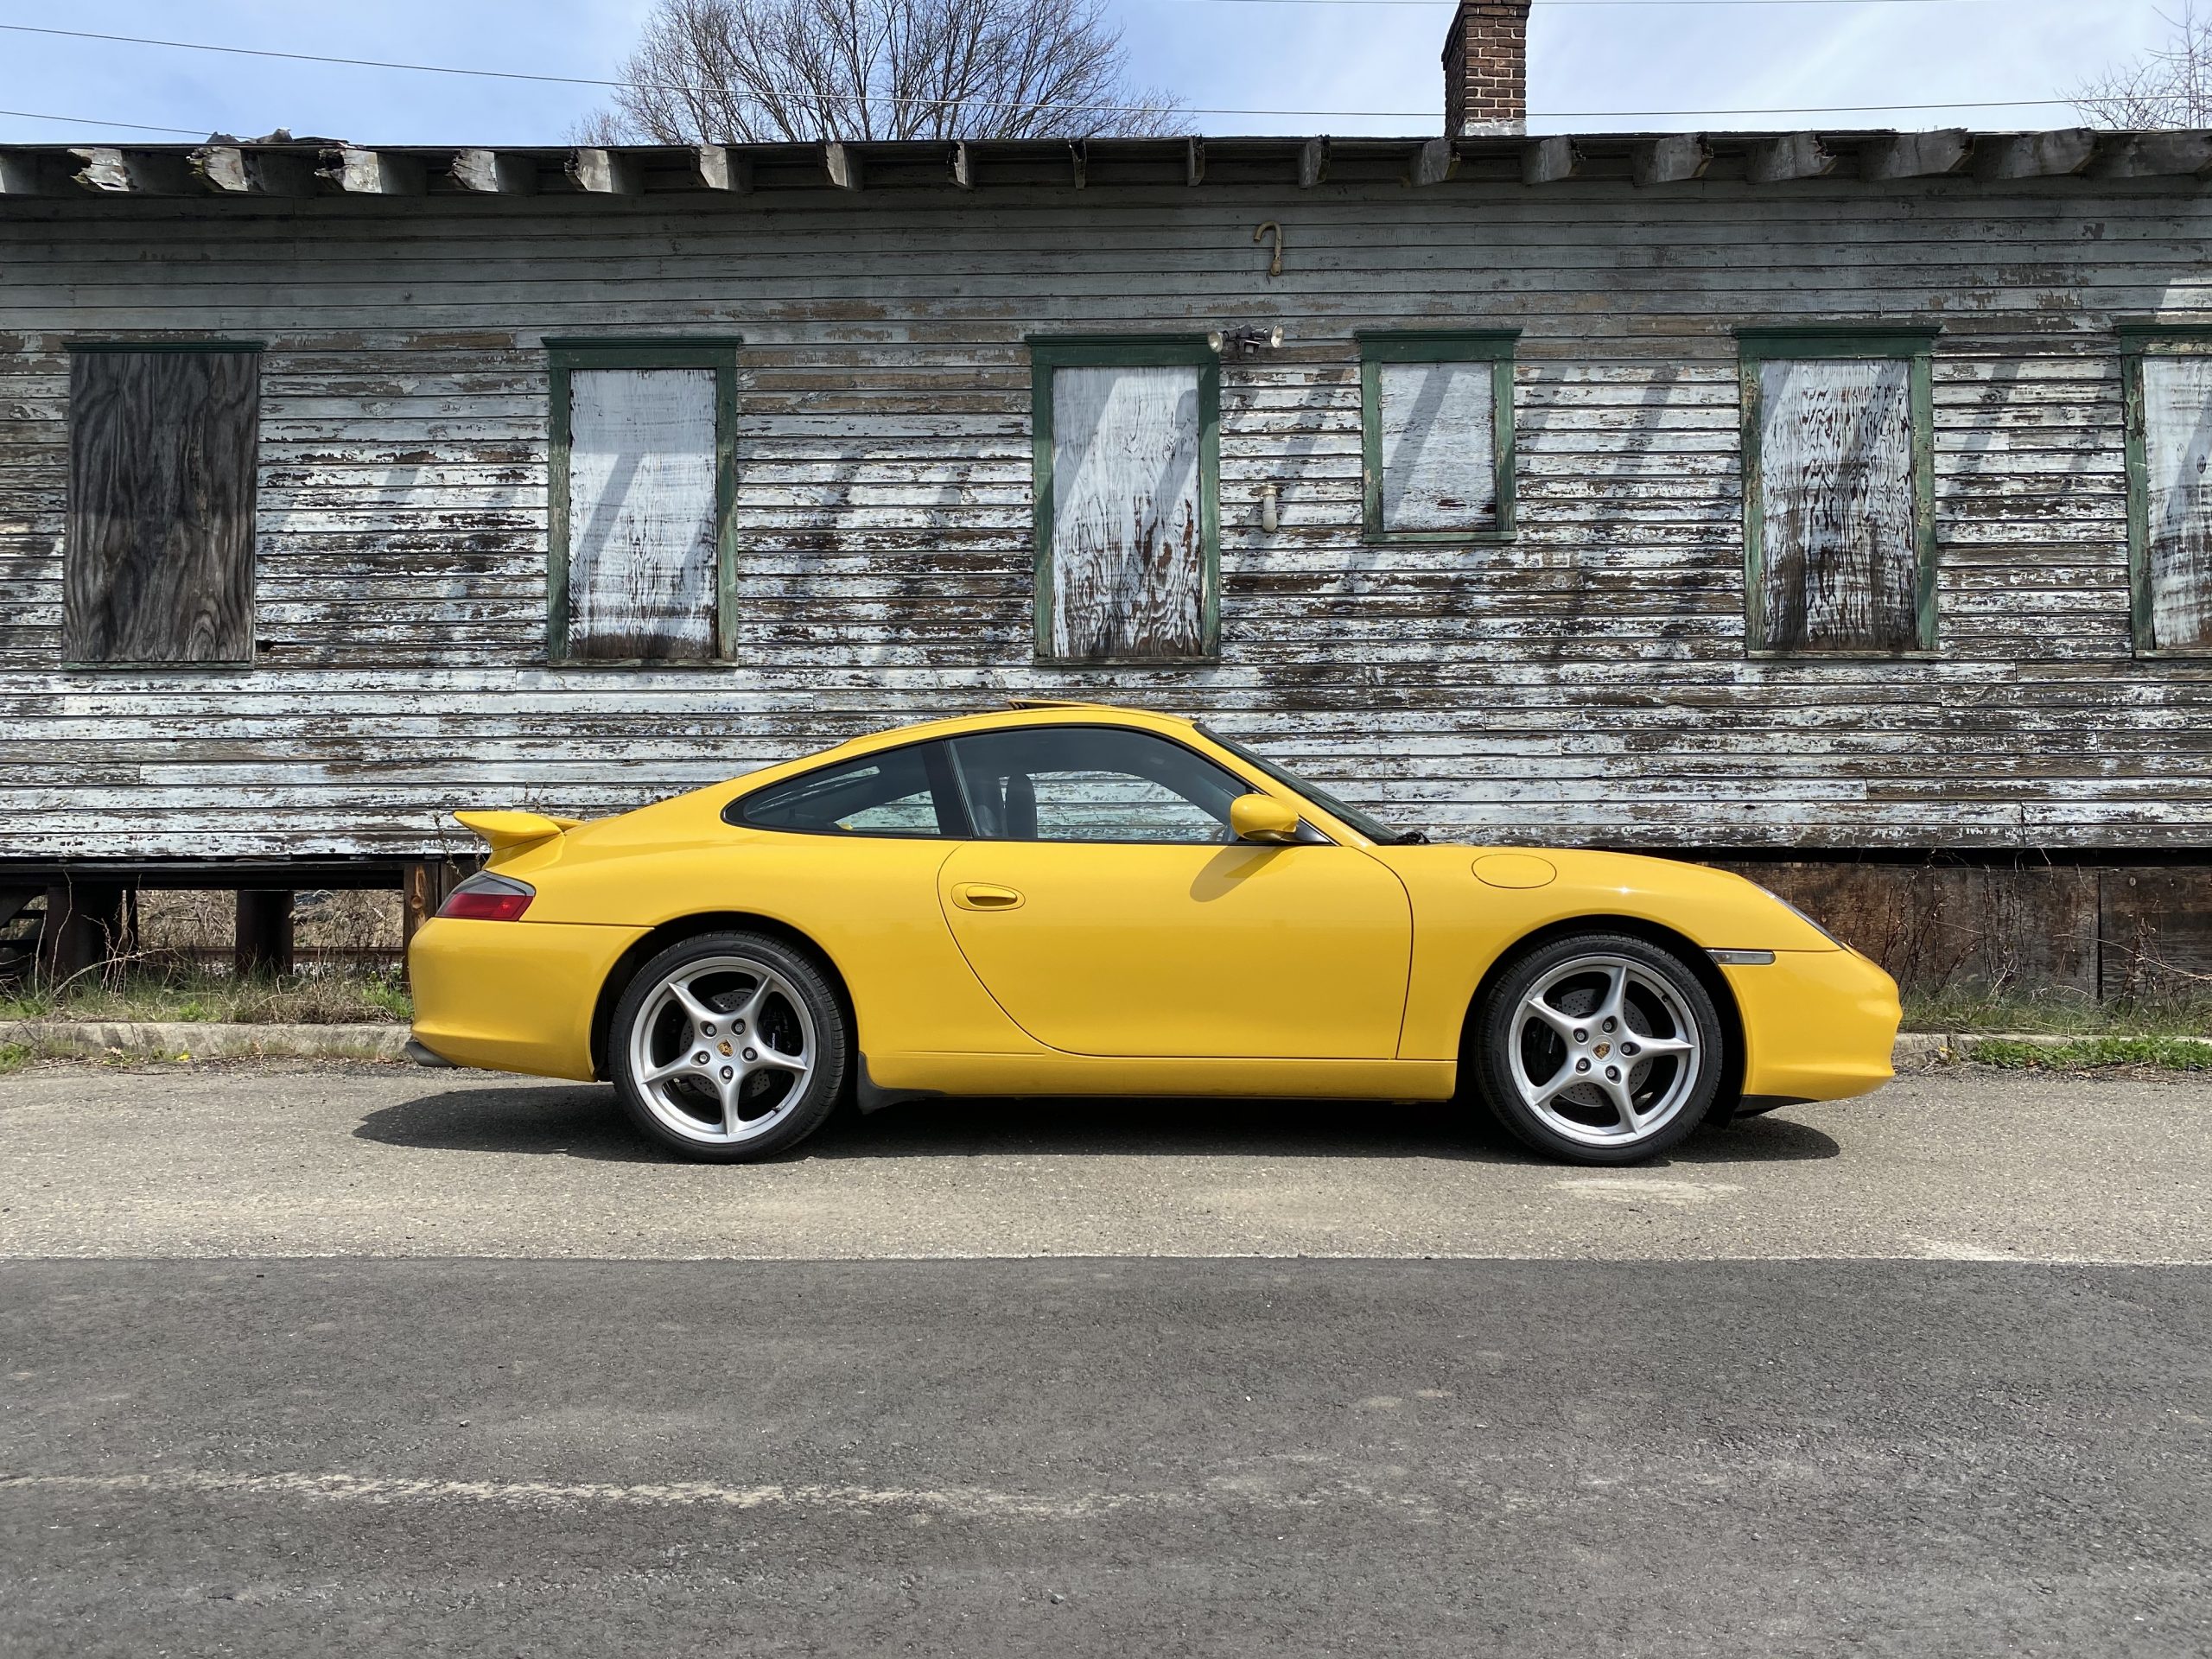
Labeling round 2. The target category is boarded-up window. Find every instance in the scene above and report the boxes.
[1741,334,1936,655]
[65,346,259,664]
[2130,351,2212,653]
[1360,334,1517,542]
[1033,342,1217,663]
[549,344,735,662]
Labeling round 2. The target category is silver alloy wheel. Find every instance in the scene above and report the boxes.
[1506,952,1703,1148]
[626,953,817,1147]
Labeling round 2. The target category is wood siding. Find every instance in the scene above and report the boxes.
[62,346,257,664]
[2,178,2211,857]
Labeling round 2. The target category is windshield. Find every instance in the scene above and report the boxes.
[1197,725,1421,845]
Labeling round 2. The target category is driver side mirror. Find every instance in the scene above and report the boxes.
[1230,793,1301,845]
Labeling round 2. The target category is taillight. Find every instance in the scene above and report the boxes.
[436,872,535,922]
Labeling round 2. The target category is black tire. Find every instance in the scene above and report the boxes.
[608,930,849,1162]
[1471,931,1725,1166]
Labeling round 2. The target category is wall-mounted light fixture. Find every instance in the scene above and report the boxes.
[1206,324,1284,356]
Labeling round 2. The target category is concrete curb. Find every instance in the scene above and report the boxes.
[3,1021,411,1060]
[1891,1032,1954,1067]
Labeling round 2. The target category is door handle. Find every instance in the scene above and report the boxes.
[951,883,1025,912]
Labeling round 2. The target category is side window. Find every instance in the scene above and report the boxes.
[950,727,1250,844]
[65,344,260,665]
[1360,332,1517,543]
[2125,335,2212,655]
[550,342,737,663]
[731,742,959,837]
[1738,329,1938,654]
[1031,340,1218,664]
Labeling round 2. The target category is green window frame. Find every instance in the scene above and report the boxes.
[545,337,742,664]
[2120,324,2212,658]
[1738,327,1940,658]
[1358,330,1519,544]
[1029,334,1221,665]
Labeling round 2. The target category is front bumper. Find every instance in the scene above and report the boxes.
[1725,947,1902,1104]
[407,917,648,1081]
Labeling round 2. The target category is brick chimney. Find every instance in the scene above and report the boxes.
[1442,0,1533,137]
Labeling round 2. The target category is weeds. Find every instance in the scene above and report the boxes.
[0,968,411,1027]
[1904,988,2212,1039]
[1969,1036,2212,1072]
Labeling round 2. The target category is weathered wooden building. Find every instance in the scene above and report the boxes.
[3,0,2209,996]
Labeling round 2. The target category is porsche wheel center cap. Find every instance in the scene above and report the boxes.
[1593,1042,1611,1058]
[718,1040,734,1057]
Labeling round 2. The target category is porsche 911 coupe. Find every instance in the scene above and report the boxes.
[408,703,1899,1166]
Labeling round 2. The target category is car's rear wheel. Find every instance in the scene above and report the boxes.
[609,931,848,1162]
[1472,931,1723,1165]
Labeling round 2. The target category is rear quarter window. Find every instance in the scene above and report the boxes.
[727,741,960,837]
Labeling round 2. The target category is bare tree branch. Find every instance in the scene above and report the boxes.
[2075,2,2212,129]
[577,0,1185,144]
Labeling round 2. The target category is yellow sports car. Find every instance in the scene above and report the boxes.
[408,703,1899,1166]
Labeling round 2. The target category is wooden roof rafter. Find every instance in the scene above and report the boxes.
[1,130,2210,200]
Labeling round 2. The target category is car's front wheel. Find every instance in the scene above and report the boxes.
[609,931,849,1161]
[1472,931,1724,1165]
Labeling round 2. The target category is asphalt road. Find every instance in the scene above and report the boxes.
[3,1063,2210,1261]
[4,1063,2211,1656]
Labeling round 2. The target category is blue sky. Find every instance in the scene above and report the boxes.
[0,0,2184,143]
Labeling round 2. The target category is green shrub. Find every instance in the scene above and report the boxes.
[1969,1036,2212,1072]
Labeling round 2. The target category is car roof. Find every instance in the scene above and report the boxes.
[819,702,1198,761]
[689,700,1384,848]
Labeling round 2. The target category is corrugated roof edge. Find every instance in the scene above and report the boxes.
[0,130,2205,200]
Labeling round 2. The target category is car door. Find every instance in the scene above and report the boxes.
[934,725,1413,1059]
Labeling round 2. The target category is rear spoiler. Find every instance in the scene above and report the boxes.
[454,810,582,859]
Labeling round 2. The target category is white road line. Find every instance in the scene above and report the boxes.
[5,1249,2205,1264]
[0,1467,1438,1522]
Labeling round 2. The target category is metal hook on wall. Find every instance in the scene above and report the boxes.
[1253,220,1283,279]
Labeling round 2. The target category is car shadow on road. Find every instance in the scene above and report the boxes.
[355,1084,1842,1166]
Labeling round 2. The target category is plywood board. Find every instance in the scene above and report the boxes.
[1377,360,1497,532]
[1049,365,1205,661]
[1757,358,1918,652]
[565,367,717,659]
[63,350,257,664]
[2138,355,2212,652]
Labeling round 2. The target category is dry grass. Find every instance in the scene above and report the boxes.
[1968,1036,2212,1072]
[5,889,409,1026]
[134,887,403,966]
[0,969,411,1027]
[1904,987,2212,1039]
[0,888,410,1028]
